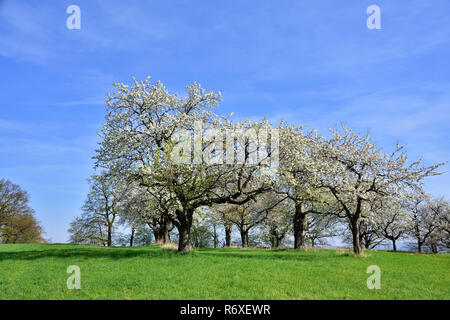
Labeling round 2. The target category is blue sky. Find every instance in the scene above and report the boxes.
[0,0,449,243]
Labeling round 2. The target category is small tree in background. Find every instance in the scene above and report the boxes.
[262,199,292,248]
[408,195,450,253]
[371,197,410,251]
[304,213,338,248]
[73,171,129,246]
[68,212,108,245]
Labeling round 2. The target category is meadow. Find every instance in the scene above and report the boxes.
[0,243,448,300]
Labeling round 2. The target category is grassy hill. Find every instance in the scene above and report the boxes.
[0,243,448,300]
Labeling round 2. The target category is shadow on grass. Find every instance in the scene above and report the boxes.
[198,252,318,261]
[0,246,177,261]
[196,248,339,261]
[0,245,350,262]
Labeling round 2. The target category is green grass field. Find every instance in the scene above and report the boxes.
[0,243,448,300]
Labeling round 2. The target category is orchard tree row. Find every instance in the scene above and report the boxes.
[69,77,448,254]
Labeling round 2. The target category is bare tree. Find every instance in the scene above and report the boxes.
[78,172,129,246]
[304,214,338,248]
[262,200,292,248]
[406,193,446,253]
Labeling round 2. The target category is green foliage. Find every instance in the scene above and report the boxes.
[190,225,213,248]
[0,214,45,244]
[114,227,153,247]
[134,227,154,246]
[0,178,45,244]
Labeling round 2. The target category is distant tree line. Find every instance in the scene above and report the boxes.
[0,178,45,244]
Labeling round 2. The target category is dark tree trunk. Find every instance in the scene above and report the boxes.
[293,203,306,249]
[213,224,218,249]
[153,229,162,244]
[176,208,194,252]
[107,225,112,247]
[392,239,397,251]
[129,227,135,247]
[150,219,170,244]
[269,228,276,248]
[417,240,422,253]
[225,225,232,247]
[275,237,283,248]
[240,228,249,248]
[431,243,437,254]
[350,219,361,255]
[162,222,169,244]
[270,236,275,248]
[178,227,191,252]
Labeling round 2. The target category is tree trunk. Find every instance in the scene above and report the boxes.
[178,227,191,252]
[176,208,193,252]
[225,225,232,247]
[153,230,162,244]
[293,204,306,249]
[107,225,112,247]
[392,239,397,251]
[270,236,275,248]
[417,240,422,253]
[350,219,361,254]
[150,220,170,244]
[275,237,282,248]
[431,243,437,254]
[240,228,249,248]
[129,227,135,247]
[213,224,218,249]
[162,222,169,244]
